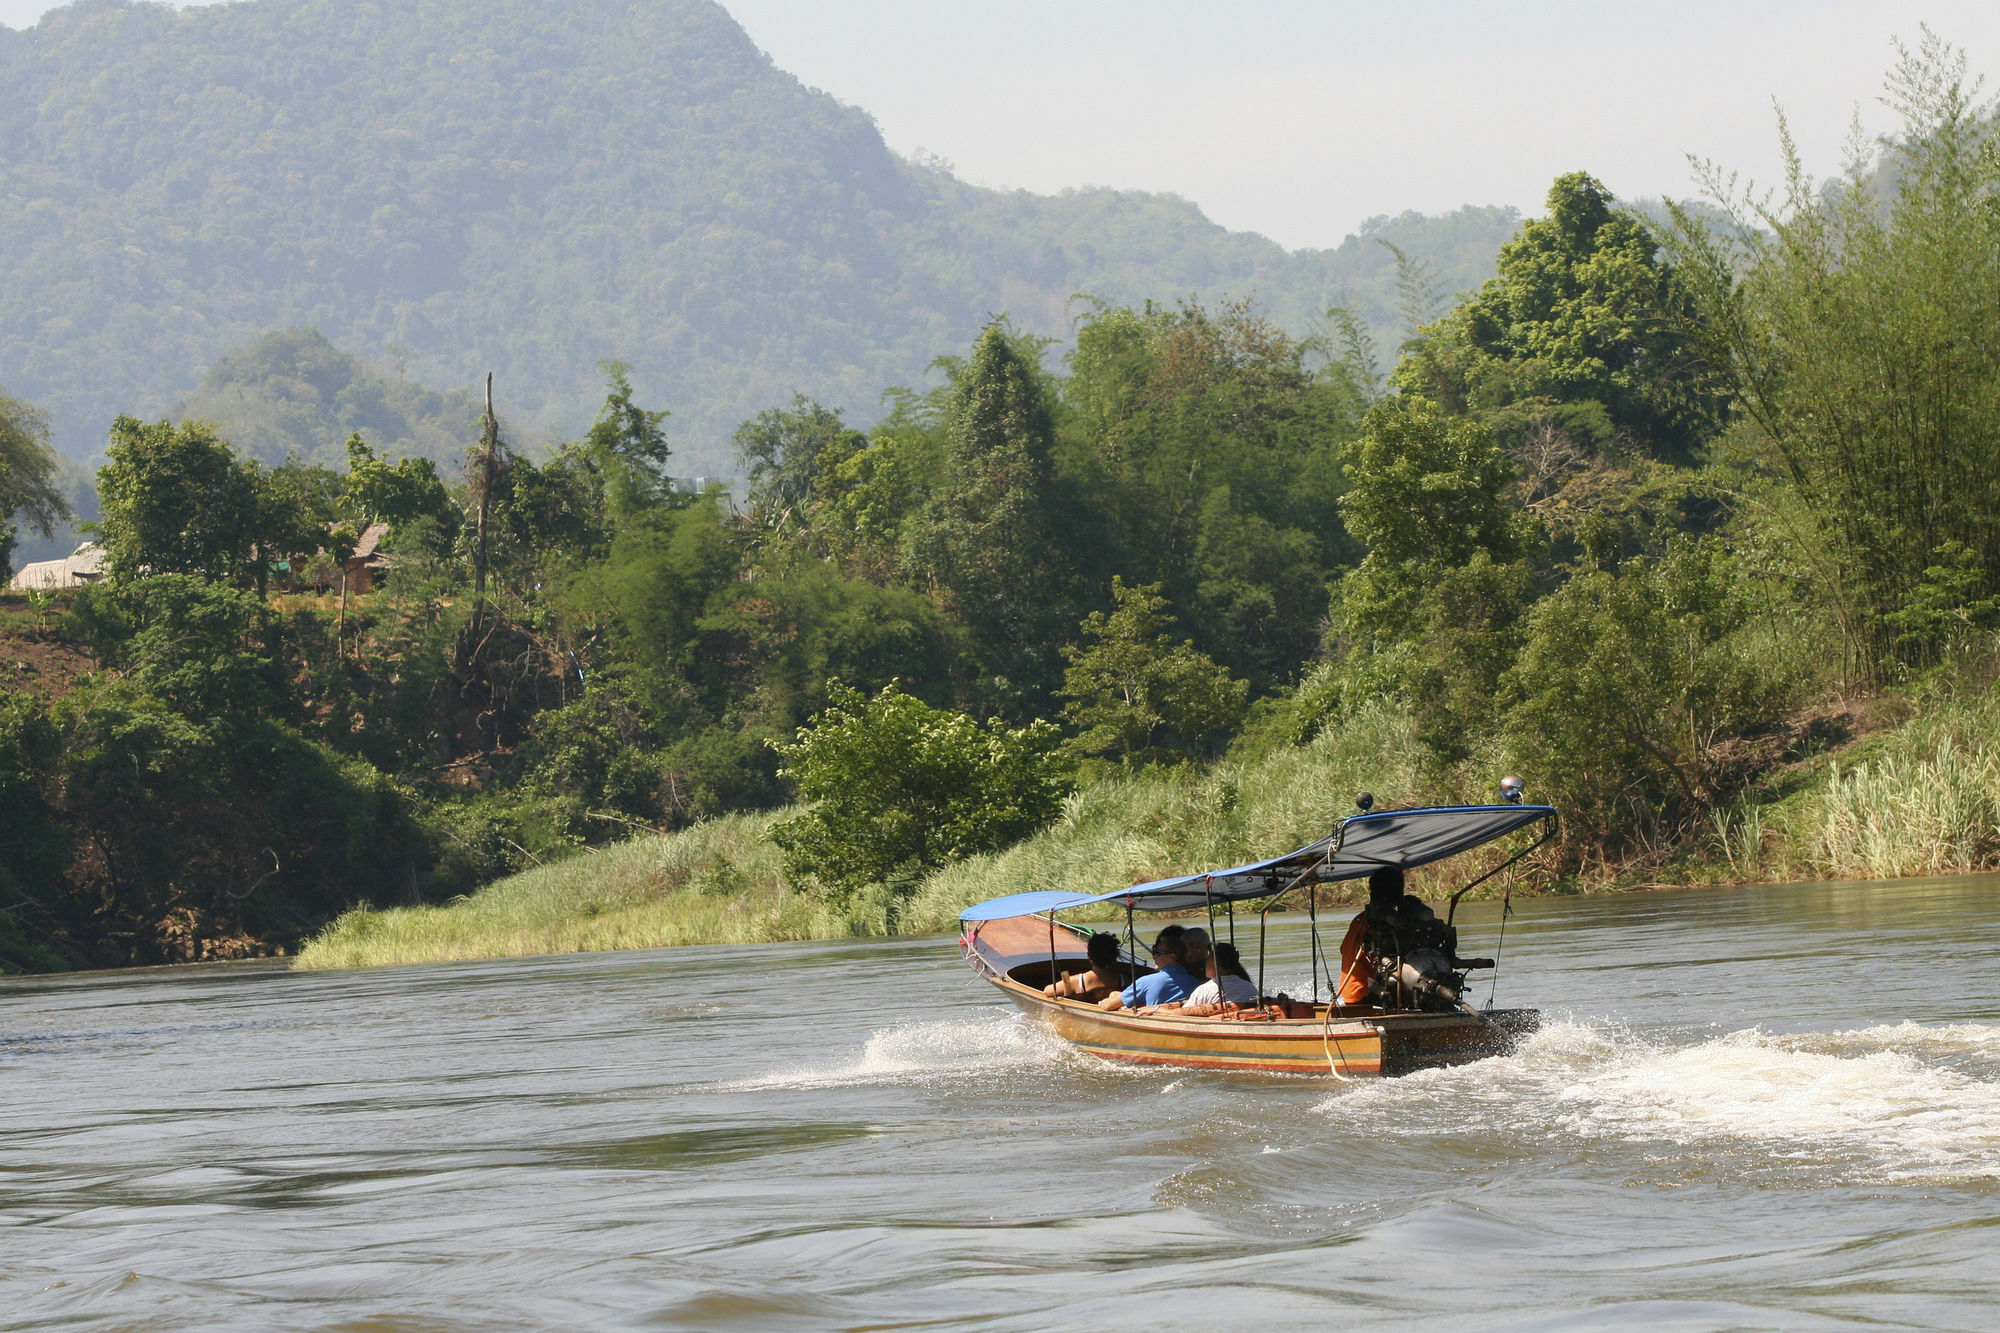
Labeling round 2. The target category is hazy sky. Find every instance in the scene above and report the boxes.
[5,1,1997,249]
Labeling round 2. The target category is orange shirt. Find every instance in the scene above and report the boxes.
[1337,912,1374,1005]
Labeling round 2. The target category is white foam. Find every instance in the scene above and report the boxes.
[719,1014,1080,1091]
[1322,1018,2000,1184]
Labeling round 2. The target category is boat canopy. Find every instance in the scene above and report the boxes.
[958,804,1555,922]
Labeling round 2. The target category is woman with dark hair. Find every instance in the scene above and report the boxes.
[1043,931,1127,1003]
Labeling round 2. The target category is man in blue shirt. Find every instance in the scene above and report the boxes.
[1100,928,1199,1011]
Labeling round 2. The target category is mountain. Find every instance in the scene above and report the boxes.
[0,0,1519,472]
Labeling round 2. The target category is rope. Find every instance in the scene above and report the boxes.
[1321,942,1369,1081]
[1488,887,1514,1008]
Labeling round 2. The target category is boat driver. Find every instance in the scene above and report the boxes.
[1098,927,1199,1011]
[1337,866,1450,1006]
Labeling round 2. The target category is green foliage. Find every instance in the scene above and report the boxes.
[1394,171,1719,464]
[1881,540,2000,660]
[1340,396,1528,569]
[1330,396,1538,748]
[1664,32,2000,676]
[510,685,670,847]
[0,690,69,972]
[1060,300,1363,688]
[735,395,867,531]
[908,322,1086,710]
[94,417,262,584]
[72,576,284,723]
[169,330,478,469]
[343,433,458,534]
[1,385,70,577]
[1059,578,1248,762]
[1502,538,1800,850]
[768,682,1073,904]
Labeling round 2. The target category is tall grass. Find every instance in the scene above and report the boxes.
[1792,695,2000,879]
[292,812,890,969]
[295,700,1438,969]
[899,698,1436,931]
[297,689,2000,971]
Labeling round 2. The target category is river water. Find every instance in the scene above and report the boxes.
[4,876,1998,1330]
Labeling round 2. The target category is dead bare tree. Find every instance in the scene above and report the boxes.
[469,372,499,646]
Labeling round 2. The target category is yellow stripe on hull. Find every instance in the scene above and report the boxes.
[988,975,1529,1078]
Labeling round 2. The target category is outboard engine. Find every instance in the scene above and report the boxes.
[1371,946,1467,1012]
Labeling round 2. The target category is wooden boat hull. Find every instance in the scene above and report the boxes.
[989,973,1534,1077]
[962,920,1535,1078]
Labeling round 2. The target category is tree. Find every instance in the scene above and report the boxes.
[734,394,866,531]
[1394,172,1718,464]
[1327,397,1537,757]
[907,322,1083,712]
[580,361,673,520]
[768,682,1073,904]
[69,575,284,723]
[1502,538,1796,850]
[1663,32,2000,676]
[0,387,71,576]
[342,433,457,532]
[0,691,69,972]
[1060,300,1362,688]
[1059,579,1247,762]
[1340,396,1527,573]
[94,417,261,584]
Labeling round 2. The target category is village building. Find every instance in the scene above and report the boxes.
[344,522,391,593]
[8,542,106,591]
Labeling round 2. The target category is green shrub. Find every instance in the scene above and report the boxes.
[768,681,1073,906]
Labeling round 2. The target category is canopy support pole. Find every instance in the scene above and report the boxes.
[1249,843,1343,1012]
[1445,823,1556,925]
[1307,878,1320,1006]
[1204,876,1216,977]
[1125,896,1138,988]
[1256,898,1271,1014]
[1048,911,1057,995]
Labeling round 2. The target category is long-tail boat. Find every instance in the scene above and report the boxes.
[958,799,1556,1078]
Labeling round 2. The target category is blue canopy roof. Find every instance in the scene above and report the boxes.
[959,804,1555,922]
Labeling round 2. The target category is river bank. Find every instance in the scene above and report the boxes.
[292,688,2000,970]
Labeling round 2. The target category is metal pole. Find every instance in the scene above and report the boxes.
[1308,878,1320,1005]
[1256,901,1270,1013]
[1204,876,1216,978]
[1125,897,1138,987]
[1048,911,1058,995]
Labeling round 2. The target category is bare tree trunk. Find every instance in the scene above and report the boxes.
[338,566,348,658]
[470,372,497,645]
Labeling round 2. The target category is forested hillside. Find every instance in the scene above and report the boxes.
[0,0,1515,472]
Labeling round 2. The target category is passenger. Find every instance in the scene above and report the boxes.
[1098,929,1198,1011]
[1178,927,1213,981]
[1044,931,1126,1003]
[1178,941,1260,1015]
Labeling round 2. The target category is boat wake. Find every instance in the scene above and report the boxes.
[718,1014,1082,1092]
[1323,1018,2000,1184]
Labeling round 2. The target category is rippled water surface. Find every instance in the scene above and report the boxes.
[5,876,2000,1330]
